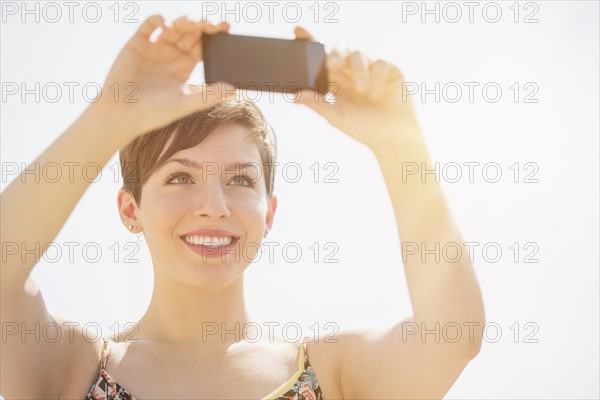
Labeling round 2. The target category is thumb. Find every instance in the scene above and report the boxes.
[179,82,236,115]
[294,26,314,41]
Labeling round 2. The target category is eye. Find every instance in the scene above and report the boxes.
[165,171,193,185]
[229,175,255,188]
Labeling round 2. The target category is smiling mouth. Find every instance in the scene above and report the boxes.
[179,235,241,258]
[180,235,241,247]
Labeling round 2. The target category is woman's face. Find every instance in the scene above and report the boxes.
[120,123,277,289]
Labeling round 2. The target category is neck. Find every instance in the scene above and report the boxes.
[135,275,251,347]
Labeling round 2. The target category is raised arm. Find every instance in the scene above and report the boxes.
[0,16,233,398]
[294,27,485,399]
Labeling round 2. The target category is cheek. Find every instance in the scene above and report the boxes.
[139,189,188,227]
[235,193,268,217]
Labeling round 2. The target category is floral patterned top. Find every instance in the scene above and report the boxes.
[85,336,325,400]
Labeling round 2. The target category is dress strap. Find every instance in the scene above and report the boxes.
[302,336,310,361]
[100,337,111,371]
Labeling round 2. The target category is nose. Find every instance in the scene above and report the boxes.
[193,180,231,219]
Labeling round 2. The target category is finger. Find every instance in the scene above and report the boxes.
[325,47,351,98]
[294,26,314,41]
[386,63,405,85]
[171,19,198,52]
[156,20,181,46]
[176,32,199,54]
[349,51,370,94]
[175,20,228,54]
[172,16,200,34]
[323,49,359,98]
[326,49,345,71]
[201,21,224,35]
[368,59,392,100]
[219,21,230,32]
[135,14,166,40]
[326,43,352,73]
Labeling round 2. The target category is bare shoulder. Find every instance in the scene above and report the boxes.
[49,310,106,399]
[308,322,478,399]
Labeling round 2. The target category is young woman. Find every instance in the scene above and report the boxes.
[0,15,485,399]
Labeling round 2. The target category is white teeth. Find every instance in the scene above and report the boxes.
[184,235,234,247]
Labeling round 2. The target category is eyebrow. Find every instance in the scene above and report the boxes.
[161,158,258,171]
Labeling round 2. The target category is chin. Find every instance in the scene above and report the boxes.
[179,259,246,289]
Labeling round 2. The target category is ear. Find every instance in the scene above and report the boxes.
[265,194,278,232]
[117,188,142,231]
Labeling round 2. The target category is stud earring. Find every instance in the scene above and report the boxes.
[128,224,134,231]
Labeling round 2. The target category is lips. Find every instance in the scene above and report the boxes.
[179,229,241,258]
[181,229,239,238]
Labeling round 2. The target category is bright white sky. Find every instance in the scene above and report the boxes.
[1,1,598,398]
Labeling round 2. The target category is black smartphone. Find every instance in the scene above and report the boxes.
[202,32,330,95]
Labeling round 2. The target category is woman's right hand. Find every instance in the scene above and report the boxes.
[94,15,234,142]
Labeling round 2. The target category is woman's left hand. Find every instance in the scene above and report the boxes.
[294,27,423,153]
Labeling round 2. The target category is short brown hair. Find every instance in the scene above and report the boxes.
[119,98,277,206]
